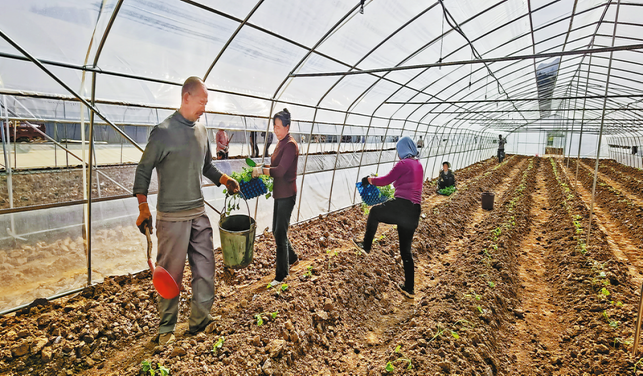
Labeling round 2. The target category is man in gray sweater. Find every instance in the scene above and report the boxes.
[133,76,240,345]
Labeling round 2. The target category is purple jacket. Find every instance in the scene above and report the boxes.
[371,158,423,205]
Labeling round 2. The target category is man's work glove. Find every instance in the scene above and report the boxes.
[136,202,153,234]
[361,176,370,187]
[252,167,264,179]
[220,174,240,194]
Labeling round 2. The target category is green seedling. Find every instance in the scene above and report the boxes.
[212,337,225,354]
[281,284,288,292]
[463,291,482,301]
[141,361,154,375]
[158,365,170,376]
[488,281,496,288]
[454,319,473,327]
[635,357,643,373]
[600,287,611,297]
[430,324,445,341]
[271,311,278,319]
[255,314,264,326]
[326,250,338,269]
[141,361,169,376]
[614,337,633,348]
[477,306,484,315]
[450,330,460,339]
[304,265,313,278]
[602,310,619,328]
[387,345,413,371]
[361,202,370,216]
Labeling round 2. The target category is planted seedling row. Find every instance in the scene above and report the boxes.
[568,159,643,251]
[542,158,639,374]
[361,157,538,375]
[579,158,643,199]
[602,159,643,181]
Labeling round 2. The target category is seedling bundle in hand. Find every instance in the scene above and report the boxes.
[224,159,274,210]
[356,180,395,206]
[438,185,456,195]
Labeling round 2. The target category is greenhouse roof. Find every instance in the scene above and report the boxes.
[0,0,642,136]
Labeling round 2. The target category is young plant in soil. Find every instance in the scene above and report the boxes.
[602,310,619,329]
[212,336,225,355]
[303,265,313,278]
[141,360,170,376]
[385,345,413,372]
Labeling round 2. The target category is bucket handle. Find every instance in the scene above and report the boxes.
[223,191,253,229]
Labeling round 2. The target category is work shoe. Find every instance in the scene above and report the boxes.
[396,283,415,300]
[188,315,214,335]
[158,332,175,345]
[268,279,283,289]
[352,238,370,254]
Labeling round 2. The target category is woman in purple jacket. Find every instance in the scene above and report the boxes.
[353,136,423,299]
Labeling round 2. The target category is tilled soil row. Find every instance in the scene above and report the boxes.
[217,156,505,291]
[0,157,517,375]
[0,165,158,209]
[540,158,639,375]
[88,156,527,375]
[412,155,522,258]
[579,158,643,199]
[567,159,643,253]
[601,159,643,181]
[362,157,538,376]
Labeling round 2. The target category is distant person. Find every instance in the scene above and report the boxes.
[133,76,240,345]
[261,131,274,157]
[416,136,424,149]
[216,126,229,159]
[436,161,455,194]
[249,131,259,158]
[353,137,423,299]
[498,135,507,163]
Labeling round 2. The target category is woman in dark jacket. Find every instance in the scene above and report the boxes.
[253,109,299,287]
[436,161,456,194]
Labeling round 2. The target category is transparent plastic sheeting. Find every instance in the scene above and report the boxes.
[0,145,495,312]
[2,1,642,135]
[607,135,643,169]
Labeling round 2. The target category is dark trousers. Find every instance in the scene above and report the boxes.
[273,195,298,281]
[363,198,421,292]
[250,132,259,158]
[264,140,272,157]
[498,149,505,163]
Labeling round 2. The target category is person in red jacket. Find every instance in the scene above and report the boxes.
[216,126,229,159]
[252,109,299,287]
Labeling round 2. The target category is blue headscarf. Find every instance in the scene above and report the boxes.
[396,136,419,159]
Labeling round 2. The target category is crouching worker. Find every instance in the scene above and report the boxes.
[436,161,456,195]
[353,136,423,299]
[133,76,240,345]
[252,109,299,288]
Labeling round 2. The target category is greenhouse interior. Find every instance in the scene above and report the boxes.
[0,0,643,375]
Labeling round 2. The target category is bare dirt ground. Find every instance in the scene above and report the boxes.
[1,156,641,376]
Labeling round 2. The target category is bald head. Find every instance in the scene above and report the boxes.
[179,76,208,122]
[182,76,204,97]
